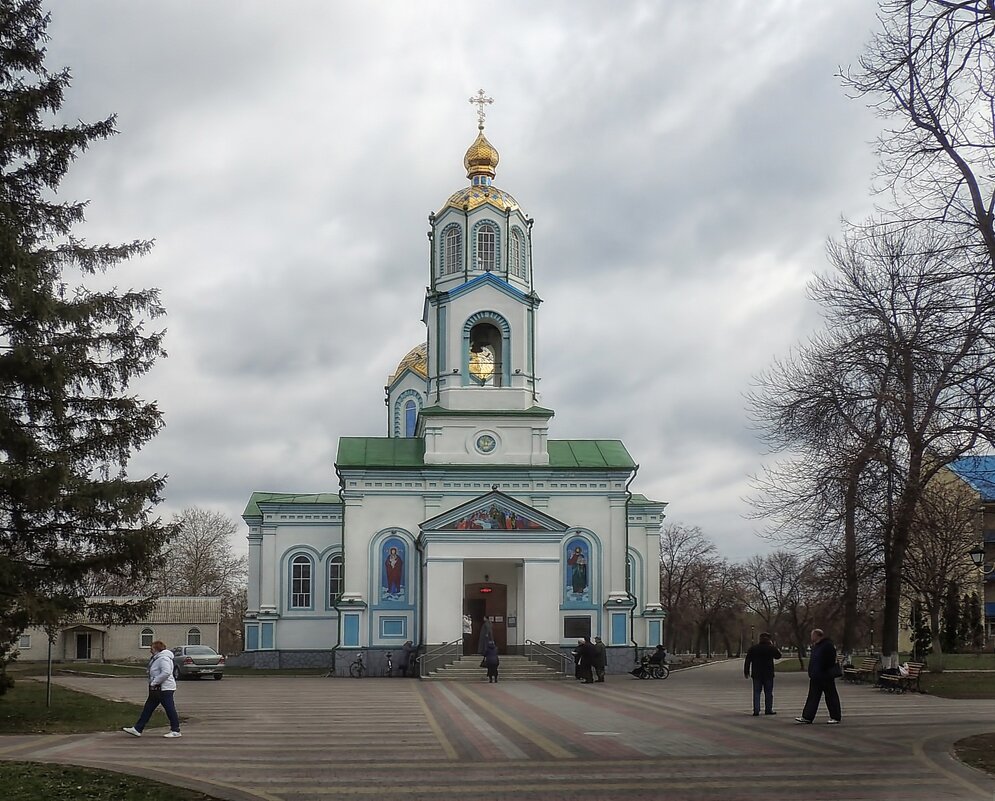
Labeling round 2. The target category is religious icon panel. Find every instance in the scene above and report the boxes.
[563,537,591,606]
[380,537,407,604]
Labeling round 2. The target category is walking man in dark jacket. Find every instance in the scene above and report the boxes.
[744,632,781,716]
[796,628,842,724]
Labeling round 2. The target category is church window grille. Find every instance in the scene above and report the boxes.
[140,627,154,648]
[328,554,344,604]
[404,399,417,437]
[291,554,312,608]
[476,223,496,271]
[443,225,462,275]
[186,627,201,645]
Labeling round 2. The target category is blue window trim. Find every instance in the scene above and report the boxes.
[461,310,511,388]
[392,389,423,437]
[379,616,407,639]
[326,552,344,610]
[470,218,501,273]
[610,612,627,646]
[439,222,463,276]
[288,551,316,611]
[343,614,361,647]
[260,622,275,650]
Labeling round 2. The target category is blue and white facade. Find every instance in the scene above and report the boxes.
[242,118,667,671]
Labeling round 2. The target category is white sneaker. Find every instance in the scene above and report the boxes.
[827,719,841,725]
[122,727,141,737]
[163,731,182,738]
[794,717,812,724]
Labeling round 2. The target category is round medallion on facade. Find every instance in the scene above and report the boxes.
[475,433,497,454]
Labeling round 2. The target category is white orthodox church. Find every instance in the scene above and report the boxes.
[241,97,667,674]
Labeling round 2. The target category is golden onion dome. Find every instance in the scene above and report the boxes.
[464,129,499,180]
[438,121,523,215]
[388,343,428,385]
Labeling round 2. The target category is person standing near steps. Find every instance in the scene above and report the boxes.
[123,640,182,738]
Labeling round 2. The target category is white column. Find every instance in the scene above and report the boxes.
[425,559,464,645]
[521,558,560,644]
[260,526,277,612]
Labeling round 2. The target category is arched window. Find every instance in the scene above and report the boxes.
[290,554,312,609]
[186,627,201,645]
[404,399,417,437]
[443,225,462,275]
[468,322,502,386]
[625,555,633,594]
[140,627,154,648]
[510,228,525,278]
[328,554,344,605]
[476,223,496,272]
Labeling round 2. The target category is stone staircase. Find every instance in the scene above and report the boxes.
[422,653,568,681]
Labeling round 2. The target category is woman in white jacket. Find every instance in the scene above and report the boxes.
[123,640,182,738]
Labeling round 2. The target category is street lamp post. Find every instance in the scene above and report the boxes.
[750,624,755,645]
[869,609,875,653]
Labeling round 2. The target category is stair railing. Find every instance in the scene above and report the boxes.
[418,641,462,677]
[524,639,571,675]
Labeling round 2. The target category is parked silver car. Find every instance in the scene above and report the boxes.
[171,645,225,680]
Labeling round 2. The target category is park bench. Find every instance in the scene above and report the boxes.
[843,657,879,684]
[877,662,925,694]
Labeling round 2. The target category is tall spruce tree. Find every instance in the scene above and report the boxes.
[0,1,172,692]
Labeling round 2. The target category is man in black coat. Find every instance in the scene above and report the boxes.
[796,628,842,724]
[744,632,782,716]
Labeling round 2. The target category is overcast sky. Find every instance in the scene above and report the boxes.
[45,1,886,559]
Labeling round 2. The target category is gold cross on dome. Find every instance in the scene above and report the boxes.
[469,89,494,129]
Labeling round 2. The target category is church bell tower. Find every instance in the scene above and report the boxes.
[421,91,551,465]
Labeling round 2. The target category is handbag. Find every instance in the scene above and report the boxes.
[479,659,487,668]
[830,662,843,679]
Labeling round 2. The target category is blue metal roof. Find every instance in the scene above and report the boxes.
[948,456,995,502]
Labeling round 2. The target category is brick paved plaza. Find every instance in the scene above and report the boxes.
[2,659,994,801]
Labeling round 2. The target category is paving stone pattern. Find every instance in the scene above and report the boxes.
[2,659,994,801]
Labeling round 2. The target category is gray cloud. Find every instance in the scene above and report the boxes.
[47,0,882,559]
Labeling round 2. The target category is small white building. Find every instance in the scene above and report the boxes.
[16,596,221,663]
[241,111,667,673]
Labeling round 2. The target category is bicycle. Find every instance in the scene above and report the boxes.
[349,652,366,678]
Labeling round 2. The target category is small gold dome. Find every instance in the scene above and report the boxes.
[441,184,520,214]
[464,129,499,180]
[388,343,428,385]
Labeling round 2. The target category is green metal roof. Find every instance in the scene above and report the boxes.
[243,491,342,517]
[629,493,666,506]
[547,441,634,469]
[336,437,427,468]
[335,437,634,470]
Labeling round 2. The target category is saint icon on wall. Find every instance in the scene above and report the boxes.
[381,538,406,603]
[564,538,590,603]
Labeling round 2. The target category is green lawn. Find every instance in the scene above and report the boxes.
[954,734,995,778]
[0,676,167,734]
[0,762,222,801]
[0,680,225,799]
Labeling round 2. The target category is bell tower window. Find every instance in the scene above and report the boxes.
[476,223,496,272]
[468,322,502,386]
[443,225,462,275]
[510,228,525,279]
